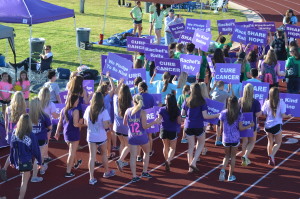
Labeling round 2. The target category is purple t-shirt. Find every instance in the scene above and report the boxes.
[219,110,243,144]
[240,98,261,128]
[140,92,155,110]
[182,101,208,129]
[158,106,180,132]
[32,114,51,141]
[62,107,81,142]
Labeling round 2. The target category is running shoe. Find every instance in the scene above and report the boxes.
[215,140,223,146]
[103,170,116,178]
[43,157,53,163]
[89,178,98,185]
[149,150,155,157]
[74,159,82,169]
[241,156,247,166]
[112,146,120,151]
[31,177,43,183]
[0,169,7,181]
[228,175,236,182]
[141,172,153,178]
[131,177,141,183]
[40,164,48,175]
[202,147,208,155]
[181,138,188,143]
[116,160,124,172]
[269,155,275,166]
[136,156,142,162]
[123,161,129,167]
[65,172,75,178]
[219,169,225,181]
[165,161,170,172]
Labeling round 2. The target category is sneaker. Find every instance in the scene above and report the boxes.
[116,160,124,172]
[103,170,116,178]
[43,157,53,163]
[136,156,142,162]
[228,175,236,182]
[181,138,188,143]
[241,156,247,166]
[215,140,223,146]
[0,169,7,181]
[31,177,43,182]
[219,169,225,181]
[65,172,75,178]
[149,150,154,157]
[165,161,170,172]
[141,172,153,178]
[123,161,129,167]
[112,146,120,151]
[89,178,98,185]
[74,159,82,169]
[202,147,208,155]
[40,164,48,175]
[269,155,275,166]
[131,176,141,183]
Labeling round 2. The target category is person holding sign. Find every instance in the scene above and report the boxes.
[215,32,233,49]
[130,1,143,37]
[262,87,292,166]
[239,84,262,166]
[164,10,184,46]
[172,72,190,100]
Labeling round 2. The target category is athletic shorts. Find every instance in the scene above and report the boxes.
[90,140,107,146]
[184,128,205,137]
[160,129,177,140]
[265,124,282,135]
[115,132,128,137]
[223,142,240,147]
[25,98,29,101]
[38,139,48,147]
[134,20,142,24]
[0,100,11,105]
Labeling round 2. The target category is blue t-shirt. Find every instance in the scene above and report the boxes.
[152,80,177,103]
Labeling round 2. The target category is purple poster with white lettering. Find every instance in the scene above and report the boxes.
[246,28,268,46]
[151,94,161,106]
[242,81,269,105]
[179,54,201,75]
[52,103,65,125]
[278,61,286,80]
[285,24,300,39]
[235,21,254,28]
[280,93,300,117]
[207,57,215,74]
[126,68,146,87]
[254,22,276,32]
[83,80,94,98]
[192,29,212,52]
[204,98,224,125]
[155,58,181,75]
[215,63,241,84]
[101,54,133,71]
[240,112,254,137]
[217,19,236,35]
[178,32,193,45]
[126,36,151,53]
[59,91,68,104]
[103,53,131,81]
[185,18,211,33]
[232,26,247,44]
[144,44,169,61]
[145,107,159,133]
[169,23,186,39]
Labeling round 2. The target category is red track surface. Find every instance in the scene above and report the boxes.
[1,1,300,198]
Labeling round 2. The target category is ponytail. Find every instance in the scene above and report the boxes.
[161,72,170,92]
[132,94,144,115]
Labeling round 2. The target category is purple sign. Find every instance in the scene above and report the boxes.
[215,63,241,84]
[278,61,286,80]
[242,81,269,105]
[155,58,181,76]
[254,22,276,32]
[246,28,268,46]
[217,19,236,35]
[126,68,147,87]
[101,54,133,71]
[144,44,169,61]
[169,23,186,39]
[52,103,65,125]
[179,54,201,75]
[83,80,94,99]
[232,26,247,44]
[103,53,131,81]
[145,106,159,133]
[240,112,254,137]
[285,24,300,39]
[185,18,211,33]
[235,21,254,28]
[178,32,193,45]
[59,91,68,104]
[0,123,8,148]
[280,93,300,117]
[151,94,161,106]
[126,36,151,53]
[101,55,107,71]
[204,98,224,125]
[207,57,214,73]
[192,29,212,52]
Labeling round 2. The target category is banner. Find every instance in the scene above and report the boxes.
[169,23,186,39]
[204,98,224,125]
[215,63,241,84]
[277,61,286,80]
[59,91,68,104]
[180,54,201,75]
[151,94,162,105]
[126,36,151,53]
[155,58,181,75]
[126,68,146,87]
[185,18,211,33]
[144,44,169,61]
[242,81,269,105]
[240,112,254,137]
[83,80,94,98]
[103,53,131,81]
[231,26,247,44]
[192,29,212,52]
[101,53,133,70]
[178,32,193,45]
[52,103,65,125]
[246,28,268,46]
[285,24,300,39]
[145,106,160,133]
[207,57,215,74]
[280,93,300,117]
[217,19,236,34]
[235,21,254,28]
[254,22,276,32]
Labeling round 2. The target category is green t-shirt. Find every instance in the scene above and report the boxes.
[234,61,251,81]
[131,6,143,21]
[200,53,208,79]
[215,42,232,49]
[153,11,164,29]
[286,56,300,77]
[177,94,190,109]
[149,5,156,22]
[174,52,183,59]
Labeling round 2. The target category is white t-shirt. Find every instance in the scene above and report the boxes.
[43,102,56,118]
[83,106,110,142]
[262,99,286,129]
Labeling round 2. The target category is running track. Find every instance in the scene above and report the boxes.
[1,1,300,198]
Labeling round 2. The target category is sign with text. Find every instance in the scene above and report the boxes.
[178,32,193,45]
[179,54,201,75]
[101,53,133,70]
[207,57,215,74]
[204,98,224,125]
[59,91,68,104]
[235,21,254,28]
[242,81,269,105]
[215,63,241,84]
[240,112,254,137]
[126,37,151,53]
[232,25,247,44]
[83,80,94,97]
[144,44,169,61]
[192,29,212,52]
[279,93,300,117]
[185,18,211,33]
[126,68,146,87]
[285,24,300,39]
[169,23,186,39]
[254,22,276,32]
[246,28,268,46]
[52,103,65,125]
[278,61,286,80]
[103,53,131,81]
[217,19,236,35]
[145,106,160,133]
[155,58,181,75]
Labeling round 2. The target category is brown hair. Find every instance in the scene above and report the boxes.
[187,83,205,108]
[118,85,132,118]
[264,49,277,66]
[15,114,32,140]
[226,96,240,125]
[89,92,104,124]
[64,95,79,122]
[161,72,171,92]
[18,71,28,86]
[269,87,280,117]
[68,75,84,96]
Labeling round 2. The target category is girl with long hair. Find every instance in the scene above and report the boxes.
[123,94,159,182]
[15,71,30,106]
[153,3,164,44]
[55,95,85,177]
[157,94,181,171]
[181,84,219,173]
[262,87,292,166]
[0,72,13,117]
[10,114,42,199]
[283,9,298,25]
[68,75,89,106]
[239,84,262,166]
[219,96,254,182]
[83,92,115,185]
[212,48,225,65]
[29,98,52,182]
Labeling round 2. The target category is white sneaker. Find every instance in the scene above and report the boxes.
[40,164,48,175]
[31,177,43,183]
[219,169,225,181]
[228,175,236,182]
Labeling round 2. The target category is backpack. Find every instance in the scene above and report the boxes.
[262,63,276,85]
[286,58,299,78]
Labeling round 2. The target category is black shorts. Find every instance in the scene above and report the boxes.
[184,128,205,137]
[217,120,221,127]
[90,140,107,146]
[265,124,282,135]
[160,129,177,140]
[223,142,240,147]
[134,20,142,24]
[25,98,29,101]
[115,132,128,137]
[0,100,10,105]
[38,139,48,147]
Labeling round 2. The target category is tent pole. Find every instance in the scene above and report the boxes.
[29,25,32,81]
[102,0,109,35]
[200,0,202,19]
[73,17,82,65]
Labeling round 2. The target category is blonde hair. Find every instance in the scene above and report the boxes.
[241,83,254,112]
[264,49,277,66]
[10,91,26,123]
[177,72,188,88]
[38,87,51,110]
[199,82,209,99]
[132,94,144,115]
[15,114,32,140]
[29,97,46,125]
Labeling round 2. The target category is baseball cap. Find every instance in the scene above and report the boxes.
[169,9,175,13]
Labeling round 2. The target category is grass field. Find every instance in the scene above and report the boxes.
[0,0,246,73]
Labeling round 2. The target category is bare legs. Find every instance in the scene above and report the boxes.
[129,143,150,178]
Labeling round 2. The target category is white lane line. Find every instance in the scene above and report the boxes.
[282,0,300,6]
[0,154,9,160]
[99,134,216,199]
[262,0,300,14]
[246,0,284,16]
[232,1,266,22]
[234,147,300,199]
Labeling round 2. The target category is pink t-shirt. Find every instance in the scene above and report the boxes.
[15,80,30,99]
[0,81,13,100]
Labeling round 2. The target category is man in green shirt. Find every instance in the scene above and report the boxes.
[215,32,233,49]
[130,1,143,37]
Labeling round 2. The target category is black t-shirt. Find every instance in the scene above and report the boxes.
[271,38,287,61]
